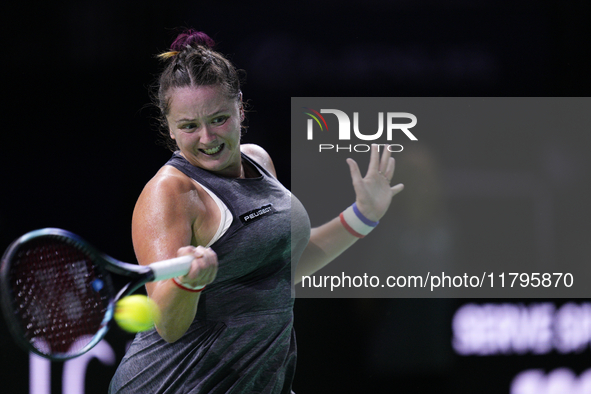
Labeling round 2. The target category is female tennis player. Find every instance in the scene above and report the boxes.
[108,29,403,394]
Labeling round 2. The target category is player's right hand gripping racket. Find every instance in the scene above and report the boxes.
[0,228,193,361]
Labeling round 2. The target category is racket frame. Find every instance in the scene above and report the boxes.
[0,228,192,361]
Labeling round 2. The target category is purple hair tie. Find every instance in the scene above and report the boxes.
[170,30,215,51]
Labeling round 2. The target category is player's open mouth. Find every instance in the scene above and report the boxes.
[200,144,224,156]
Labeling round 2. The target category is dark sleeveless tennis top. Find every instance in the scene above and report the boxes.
[109,152,311,394]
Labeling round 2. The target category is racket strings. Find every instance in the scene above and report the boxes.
[10,238,110,357]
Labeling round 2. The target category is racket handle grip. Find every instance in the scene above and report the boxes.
[149,255,193,281]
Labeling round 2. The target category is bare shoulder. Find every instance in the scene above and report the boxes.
[131,165,206,263]
[241,143,277,178]
[137,166,199,208]
[133,166,202,239]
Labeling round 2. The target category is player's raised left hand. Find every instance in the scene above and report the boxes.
[346,144,404,222]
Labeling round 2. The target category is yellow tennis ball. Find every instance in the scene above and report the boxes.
[114,294,160,333]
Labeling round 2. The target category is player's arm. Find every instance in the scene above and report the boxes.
[132,168,217,343]
[294,144,404,283]
[241,144,403,284]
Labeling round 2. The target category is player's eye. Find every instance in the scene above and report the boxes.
[180,123,198,130]
[212,115,229,125]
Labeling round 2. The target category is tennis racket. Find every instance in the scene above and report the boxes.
[0,228,193,361]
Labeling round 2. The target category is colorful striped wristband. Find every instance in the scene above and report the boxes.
[172,277,206,293]
[339,203,379,238]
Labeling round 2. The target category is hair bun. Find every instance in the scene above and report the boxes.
[170,29,215,51]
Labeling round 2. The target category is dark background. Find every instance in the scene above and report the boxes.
[2,1,591,393]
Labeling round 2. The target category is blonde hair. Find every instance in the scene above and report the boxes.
[156,51,179,60]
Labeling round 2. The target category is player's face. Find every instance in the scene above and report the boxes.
[166,85,243,177]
